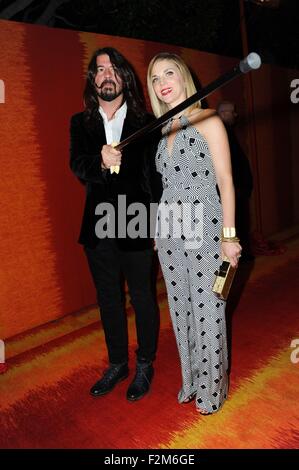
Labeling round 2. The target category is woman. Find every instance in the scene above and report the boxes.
[147,52,241,414]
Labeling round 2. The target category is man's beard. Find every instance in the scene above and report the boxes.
[96,80,123,102]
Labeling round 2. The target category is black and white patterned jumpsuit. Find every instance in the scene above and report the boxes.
[155,115,228,413]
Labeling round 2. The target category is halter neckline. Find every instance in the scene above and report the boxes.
[164,114,189,133]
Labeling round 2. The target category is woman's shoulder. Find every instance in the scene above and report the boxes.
[189,108,224,135]
[188,108,217,123]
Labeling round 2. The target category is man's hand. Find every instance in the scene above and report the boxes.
[101,144,122,172]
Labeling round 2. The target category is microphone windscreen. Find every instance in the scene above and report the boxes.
[240,53,262,73]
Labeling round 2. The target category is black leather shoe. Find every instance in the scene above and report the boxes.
[90,363,129,397]
[126,362,154,401]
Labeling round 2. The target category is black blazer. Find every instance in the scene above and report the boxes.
[70,109,162,250]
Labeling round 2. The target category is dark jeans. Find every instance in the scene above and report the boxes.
[84,239,159,364]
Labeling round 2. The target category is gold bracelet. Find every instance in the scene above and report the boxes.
[222,227,236,238]
[221,236,240,243]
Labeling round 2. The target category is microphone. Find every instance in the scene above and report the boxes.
[239,53,262,73]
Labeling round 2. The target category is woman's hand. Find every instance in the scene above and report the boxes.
[221,241,242,268]
[101,144,122,170]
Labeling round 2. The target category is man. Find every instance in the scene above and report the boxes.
[217,100,254,261]
[70,47,162,401]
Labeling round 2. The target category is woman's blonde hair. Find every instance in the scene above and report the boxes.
[147,52,201,118]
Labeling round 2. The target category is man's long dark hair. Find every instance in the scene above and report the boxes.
[83,47,146,127]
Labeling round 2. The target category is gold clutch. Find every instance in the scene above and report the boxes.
[212,256,237,300]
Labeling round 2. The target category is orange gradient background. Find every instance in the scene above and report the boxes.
[0,19,298,338]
